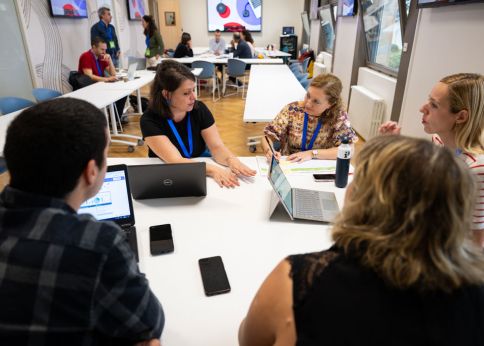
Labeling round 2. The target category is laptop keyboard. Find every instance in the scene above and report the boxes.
[293,189,324,220]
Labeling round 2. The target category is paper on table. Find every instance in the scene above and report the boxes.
[256,156,354,176]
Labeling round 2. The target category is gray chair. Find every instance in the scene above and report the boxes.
[192,60,220,102]
[223,59,247,99]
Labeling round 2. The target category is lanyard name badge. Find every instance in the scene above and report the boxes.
[145,37,150,56]
[301,113,323,151]
[102,22,116,49]
[167,112,193,158]
[92,52,102,76]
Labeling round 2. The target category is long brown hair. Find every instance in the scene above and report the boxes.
[332,135,484,292]
[142,15,157,37]
[149,60,195,119]
[440,73,484,155]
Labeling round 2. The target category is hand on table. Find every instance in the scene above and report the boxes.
[212,166,239,188]
[287,151,312,163]
[265,150,281,163]
[379,121,401,135]
[227,157,256,177]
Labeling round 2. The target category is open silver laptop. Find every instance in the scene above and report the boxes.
[126,62,138,81]
[268,156,339,222]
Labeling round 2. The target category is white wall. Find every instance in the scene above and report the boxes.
[332,16,358,105]
[179,0,305,49]
[399,3,484,139]
[356,67,396,123]
[17,0,147,93]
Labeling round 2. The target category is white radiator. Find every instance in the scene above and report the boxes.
[313,62,327,77]
[348,85,386,140]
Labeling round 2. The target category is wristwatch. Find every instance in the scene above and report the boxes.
[312,150,318,159]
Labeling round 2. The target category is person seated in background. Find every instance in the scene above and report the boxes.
[78,36,128,123]
[231,32,252,59]
[140,60,256,188]
[209,29,226,55]
[241,29,255,57]
[174,32,194,58]
[142,15,164,68]
[379,73,484,245]
[262,73,357,162]
[239,135,484,346]
[0,98,164,345]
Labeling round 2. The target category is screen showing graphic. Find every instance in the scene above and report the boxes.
[127,0,145,20]
[79,170,131,221]
[48,0,88,18]
[340,0,355,16]
[207,0,262,32]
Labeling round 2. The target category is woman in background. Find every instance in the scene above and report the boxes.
[240,135,484,346]
[142,15,164,68]
[262,73,357,162]
[241,30,255,57]
[380,73,484,245]
[140,60,255,188]
[174,32,193,58]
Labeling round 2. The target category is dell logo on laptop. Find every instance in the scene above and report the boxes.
[163,179,173,186]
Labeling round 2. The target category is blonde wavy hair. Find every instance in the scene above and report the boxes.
[309,73,345,126]
[440,73,484,155]
[332,136,484,292]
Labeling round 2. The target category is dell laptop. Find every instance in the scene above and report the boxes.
[268,156,339,222]
[128,162,207,200]
[78,164,139,261]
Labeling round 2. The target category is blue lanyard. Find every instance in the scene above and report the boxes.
[301,113,323,151]
[145,36,150,48]
[167,113,193,158]
[91,51,102,76]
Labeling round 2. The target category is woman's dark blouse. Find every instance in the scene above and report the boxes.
[287,247,484,346]
[140,101,215,158]
[174,43,193,58]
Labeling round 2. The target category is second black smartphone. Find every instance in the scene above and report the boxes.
[313,173,336,182]
[149,224,174,255]
[198,256,231,296]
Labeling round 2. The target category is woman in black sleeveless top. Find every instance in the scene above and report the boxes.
[239,135,484,346]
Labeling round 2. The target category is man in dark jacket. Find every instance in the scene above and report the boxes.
[91,7,120,67]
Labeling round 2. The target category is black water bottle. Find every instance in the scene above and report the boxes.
[335,137,351,188]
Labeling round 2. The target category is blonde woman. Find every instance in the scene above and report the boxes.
[239,136,484,346]
[262,73,358,162]
[380,73,484,244]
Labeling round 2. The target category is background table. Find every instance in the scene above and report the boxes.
[106,157,344,346]
[243,65,306,123]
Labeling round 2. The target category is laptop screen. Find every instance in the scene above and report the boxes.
[268,157,293,215]
[79,165,134,224]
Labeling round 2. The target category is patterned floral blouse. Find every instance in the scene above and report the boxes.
[264,101,358,155]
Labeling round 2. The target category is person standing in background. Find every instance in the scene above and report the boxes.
[209,29,226,55]
[142,15,164,68]
[91,7,121,68]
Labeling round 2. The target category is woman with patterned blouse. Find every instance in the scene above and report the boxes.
[262,73,358,162]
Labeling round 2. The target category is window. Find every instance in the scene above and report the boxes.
[361,0,403,74]
[319,6,336,52]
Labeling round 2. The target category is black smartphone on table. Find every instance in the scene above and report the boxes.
[198,256,231,296]
[313,173,336,182]
[149,224,174,255]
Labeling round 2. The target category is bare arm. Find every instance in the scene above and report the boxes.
[239,259,296,346]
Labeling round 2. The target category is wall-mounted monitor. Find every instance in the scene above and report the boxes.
[339,0,357,16]
[126,0,146,21]
[207,0,262,32]
[48,0,88,18]
[417,0,484,7]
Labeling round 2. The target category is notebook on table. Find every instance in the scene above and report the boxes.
[268,156,339,222]
[78,164,139,261]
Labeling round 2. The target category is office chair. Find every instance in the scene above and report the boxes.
[0,97,35,115]
[223,59,247,99]
[192,61,220,102]
[32,88,62,102]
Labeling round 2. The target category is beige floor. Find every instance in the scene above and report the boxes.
[0,81,364,187]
